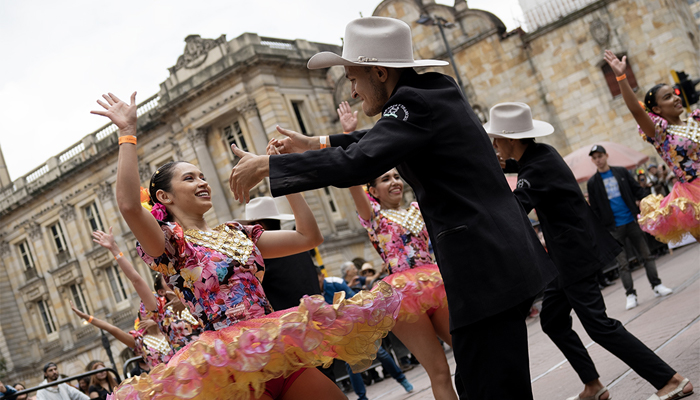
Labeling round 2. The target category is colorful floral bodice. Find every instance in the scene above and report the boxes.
[358,201,435,274]
[138,221,272,332]
[639,109,700,183]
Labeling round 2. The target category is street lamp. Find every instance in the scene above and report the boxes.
[416,14,465,94]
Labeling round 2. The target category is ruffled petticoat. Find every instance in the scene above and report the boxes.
[382,264,447,323]
[638,179,700,244]
[108,281,400,400]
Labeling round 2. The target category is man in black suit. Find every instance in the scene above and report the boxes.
[491,102,690,400]
[228,17,557,400]
[587,145,672,310]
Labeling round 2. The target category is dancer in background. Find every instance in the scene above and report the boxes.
[604,50,699,243]
[92,91,400,400]
[338,101,456,399]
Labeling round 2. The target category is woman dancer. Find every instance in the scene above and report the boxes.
[92,92,400,400]
[339,102,456,399]
[605,51,700,243]
[86,361,118,400]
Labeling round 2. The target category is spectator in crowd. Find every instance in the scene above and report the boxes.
[85,361,117,400]
[587,145,672,310]
[359,263,378,289]
[0,380,17,398]
[36,362,89,400]
[318,268,413,400]
[637,172,653,197]
[340,261,365,291]
[11,383,35,400]
[76,378,90,396]
[238,197,321,310]
[647,164,670,196]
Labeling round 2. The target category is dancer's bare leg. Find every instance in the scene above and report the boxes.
[279,368,346,400]
[393,311,458,400]
[430,305,453,347]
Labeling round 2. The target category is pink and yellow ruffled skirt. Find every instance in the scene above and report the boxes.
[382,264,447,323]
[109,282,400,400]
[638,179,700,244]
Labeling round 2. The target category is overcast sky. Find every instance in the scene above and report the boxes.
[0,0,524,181]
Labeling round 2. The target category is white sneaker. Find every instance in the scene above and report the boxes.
[625,294,638,310]
[653,284,673,297]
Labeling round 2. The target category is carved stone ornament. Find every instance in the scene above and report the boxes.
[27,222,42,240]
[172,34,227,71]
[0,240,9,257]
[60,203,76,222]
[187,128,209,146]
[590,18,610,46]
[139,163,152,183]
[236,100,258,117]
[96,183,114,202]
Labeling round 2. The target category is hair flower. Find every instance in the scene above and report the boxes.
[151,203,168,221]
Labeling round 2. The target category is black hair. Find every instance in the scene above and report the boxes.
[519,138,536,145]
[148,161,184,221]
[153,273,166,292]
[251,219,281,231]
[644,83,667,113]
[316,266,324,276]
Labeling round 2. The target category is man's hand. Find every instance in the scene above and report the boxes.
[91,92,138,136]
[269,125,318,154]
[70,301,89,320]
[228,144,270,204]
[337,101,358,133]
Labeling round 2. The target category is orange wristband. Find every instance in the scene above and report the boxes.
[616,74,627,82]
[343,131,352,134]
[114,252,123,260]
[319,136,329,149]
[87,316,94,324]
[118,135,137,145]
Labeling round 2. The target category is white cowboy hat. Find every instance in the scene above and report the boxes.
[484,102,554,139]
[307,17,449,69]
[237,197,294,224]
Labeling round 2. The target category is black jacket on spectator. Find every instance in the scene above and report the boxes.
[587,166,646,231]
[262,252,321,310]
[268,68,557,329]
[508,143,621,287]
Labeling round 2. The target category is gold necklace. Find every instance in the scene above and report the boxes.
[380,205,425,236]
[184,224,254,264]
[143,334,171,355]
[668,118,700,144]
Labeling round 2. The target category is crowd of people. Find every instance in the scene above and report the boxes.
[5,15,698,400]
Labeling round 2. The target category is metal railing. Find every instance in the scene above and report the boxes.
[523,0,597,31]
[2,367,121,399]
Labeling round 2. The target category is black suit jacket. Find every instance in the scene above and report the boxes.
[587,166,646,231]
[268,69,557,329]
[511,143,621,287]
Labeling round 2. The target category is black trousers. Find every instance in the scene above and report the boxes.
[452,297,535,400]
[540,274,675,389]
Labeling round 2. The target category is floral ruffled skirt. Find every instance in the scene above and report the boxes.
[638,179,700,244]
[108,282,400,400]
[382,264,447,323]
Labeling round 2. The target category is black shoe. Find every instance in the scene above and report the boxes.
[599,278,615,288]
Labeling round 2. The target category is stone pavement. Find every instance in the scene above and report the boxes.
[358,242,699,400]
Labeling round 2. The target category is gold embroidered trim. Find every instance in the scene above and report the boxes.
[668,118,700,144]
[143,334,171,355]
[380,205,425,236]
[184,224,254,264]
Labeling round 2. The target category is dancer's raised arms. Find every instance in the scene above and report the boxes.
[92,227,158,311]
[603,50,656,137]
[91,93,165,257]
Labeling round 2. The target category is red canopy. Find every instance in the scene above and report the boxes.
[563,141,650,183]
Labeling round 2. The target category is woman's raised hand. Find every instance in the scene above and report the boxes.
[91,92,138,135]
[603,50,626,77]
[337,101,358,133]
[92,227,117,251]
[70,301,89,320]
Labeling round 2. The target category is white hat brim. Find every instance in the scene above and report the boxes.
[237,213,295,224]
[307,51,449,70]
[485,119,554,139]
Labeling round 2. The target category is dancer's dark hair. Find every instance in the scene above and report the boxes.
[148,161,184,222]
[644,83,667,113]
[153,272,166,292]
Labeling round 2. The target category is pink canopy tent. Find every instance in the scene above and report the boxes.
[563,141,650,183]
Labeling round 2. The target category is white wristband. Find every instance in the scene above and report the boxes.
[319,136,328,149]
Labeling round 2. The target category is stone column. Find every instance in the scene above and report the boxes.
[187,128,233,222]
[237,100,270,155]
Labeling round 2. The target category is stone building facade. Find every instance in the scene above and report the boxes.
[1,0,698,387]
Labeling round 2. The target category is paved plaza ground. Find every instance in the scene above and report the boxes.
[357,242,699,400]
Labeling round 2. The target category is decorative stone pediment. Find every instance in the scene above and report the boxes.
[171,34,227,72]
[49,259,82,288]
[85,246,113,272]
[19,276,47,303]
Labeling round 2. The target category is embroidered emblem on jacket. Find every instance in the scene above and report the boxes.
[517,178,531,188]
[383,104,409,121]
